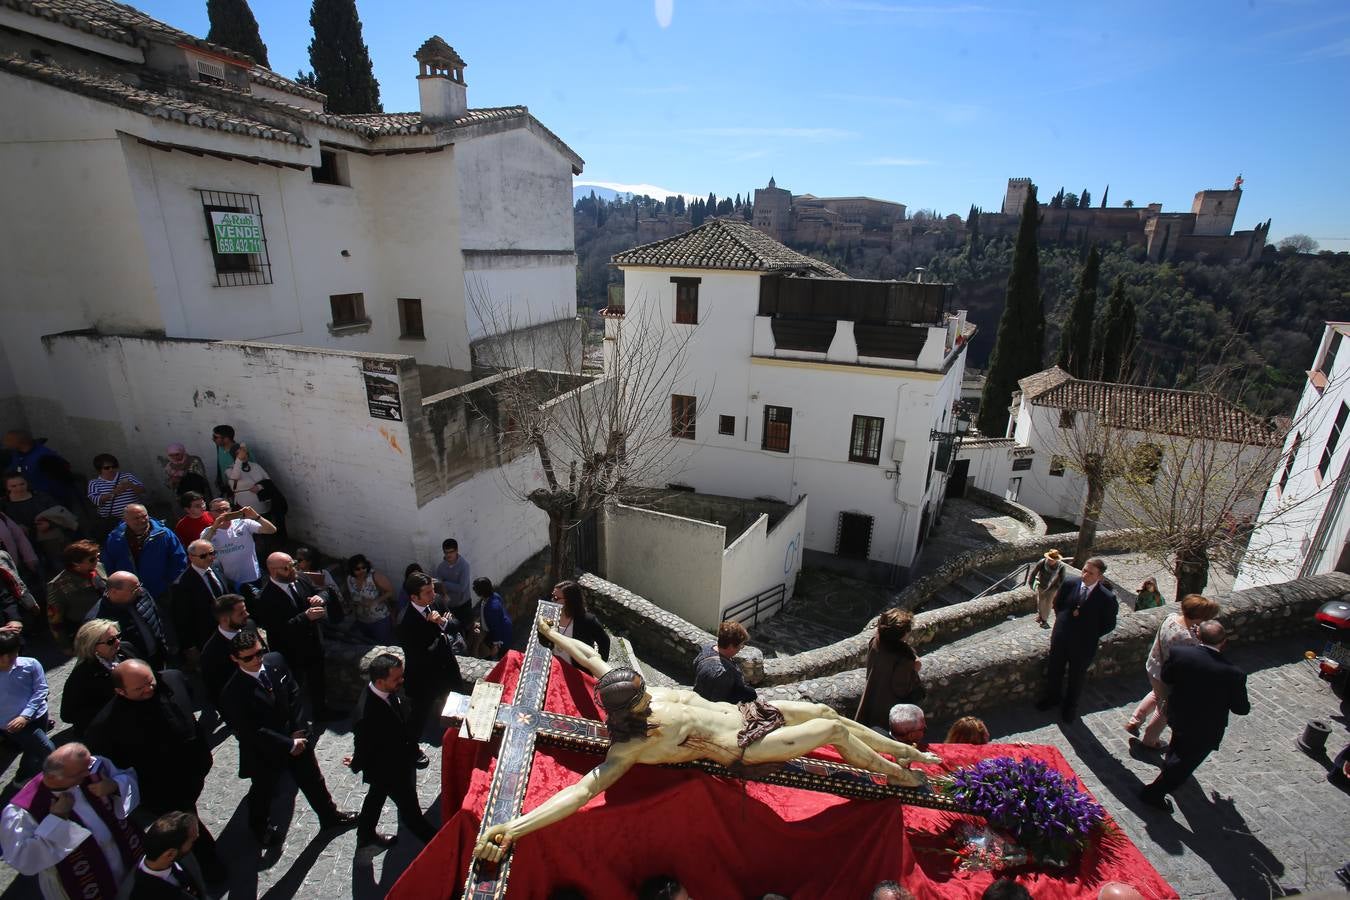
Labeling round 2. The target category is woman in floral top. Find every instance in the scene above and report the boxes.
[1134,577,1165,610]
[1125,593,1219,748]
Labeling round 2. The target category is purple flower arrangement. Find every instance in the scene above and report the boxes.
[945,756,1108,865]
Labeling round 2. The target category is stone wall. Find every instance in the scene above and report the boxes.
[578,572,712,680]
[758,572,1350,721]
[965,486,1048,536]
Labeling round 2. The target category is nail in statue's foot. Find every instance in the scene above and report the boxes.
[886,767,927,788]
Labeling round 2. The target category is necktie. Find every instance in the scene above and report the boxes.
[206,569,222,598]
[258,668,274,693]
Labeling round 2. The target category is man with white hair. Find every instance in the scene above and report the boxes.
[0,742,142,899]
[887,703,926,746]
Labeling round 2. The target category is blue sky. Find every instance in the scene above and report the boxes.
[140,0,1350,251]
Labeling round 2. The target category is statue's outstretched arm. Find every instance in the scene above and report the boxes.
[473,746,638,861]
[539,617,612,679]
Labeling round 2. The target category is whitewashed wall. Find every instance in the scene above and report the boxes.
[719,497,808,614]
[602,502,725,630]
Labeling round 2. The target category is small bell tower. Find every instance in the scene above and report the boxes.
[415,36,467,124]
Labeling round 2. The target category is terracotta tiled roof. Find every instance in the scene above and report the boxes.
[1029,375,1280,446]
[0,54,306,144]
[1017,366,1073,400]
[248,66,325,103]
[331,107,533,136]
[2,0,256,63]
[611,219,846,277]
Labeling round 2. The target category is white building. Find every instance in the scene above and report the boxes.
[608,219,973,583]
[959,366,1279,531]
[0,4,583,426]
[1236,324,1350,588]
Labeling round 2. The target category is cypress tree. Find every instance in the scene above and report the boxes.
[1100,184,1109,208]
[206,0,269,66]
[977,185,1044,436]
[1055,244,1099,378]
[1093,277,1137,382]
[307,0,381,114]
[1079,188,1091,208]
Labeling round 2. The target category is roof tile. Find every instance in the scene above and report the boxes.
[612,219,845,277]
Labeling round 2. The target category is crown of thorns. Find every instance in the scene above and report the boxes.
[593,667,646,714]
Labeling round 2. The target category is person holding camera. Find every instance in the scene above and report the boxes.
[254,552,341,720]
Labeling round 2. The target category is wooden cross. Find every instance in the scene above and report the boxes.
[448,600,969,899]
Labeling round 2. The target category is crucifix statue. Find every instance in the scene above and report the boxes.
[450,601,963,898]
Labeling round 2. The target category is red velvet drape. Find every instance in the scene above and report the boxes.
[388,653,1176,899]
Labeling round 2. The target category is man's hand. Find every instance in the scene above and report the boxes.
[240,506,259,520]
[5,715,29,734]
[49,792,76,819]
[0,621,22,636]
[303,606,326,622]
[290,738,307,756]
[87,779,119,798]
[427,610,446,628]
[473,823,516,862]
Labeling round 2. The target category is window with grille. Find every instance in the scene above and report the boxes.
[673,277,699,324]
[848,415,884,464]
[1320,404,1348,480]
[836,511,874,559]
[718,415,735,436]
[1049,454,1067,477]
[1059,410,1076,428]
[1278,433,1301,494]
[1012,457,1033,472]
[198,190,272,286]
[671,394,696,439]
[329,293,366,328]
[762,405,792,452]
[398,298,424,338]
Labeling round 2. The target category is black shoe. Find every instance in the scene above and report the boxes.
[1034,697,1058,712]
[1137,788,1173,812]
[320,810,358,830]
[414,751,431,769]
[358,832,397,849]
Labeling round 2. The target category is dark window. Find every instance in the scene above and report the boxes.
[718,415,735,436]
[330,293,366,327]
[1128,442,1164,485]
[312,149,348,186]
[1012,457,1033,471]
[1278,433,1301,494]
[1049,455,1067,477]
[1320,404,1349,480]
[195,59,226,86]
[198,190,271,286]
[1059,410,1076,428]
[848,415,884,464]
[1322,332,1342,376]
[398,298,424,338]
[673,277,700,324]
[671,394,696,439]
[836,511,874,559]
[762,405,792,452]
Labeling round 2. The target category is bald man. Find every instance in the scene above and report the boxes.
[254,552,336,719]
[171,539,230,654]
[85,571,168,671]
[0,742,142,899]
[102,503,188,603]
[84,660,222,881]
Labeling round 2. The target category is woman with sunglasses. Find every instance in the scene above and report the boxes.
[346,554,395,643]
[60,618,137,735]
[85,454,146,539]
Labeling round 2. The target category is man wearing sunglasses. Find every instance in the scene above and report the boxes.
[170,540,230,658]
[218,629,355,848]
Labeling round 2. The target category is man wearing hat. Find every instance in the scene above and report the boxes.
[1026,550,1067,629]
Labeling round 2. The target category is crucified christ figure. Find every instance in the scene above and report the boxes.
[473,618,941,861]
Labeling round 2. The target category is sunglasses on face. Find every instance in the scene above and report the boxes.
[234,649,263,663]
[99,465,117,471]
[97,635,121,646]
[193,550,217,559]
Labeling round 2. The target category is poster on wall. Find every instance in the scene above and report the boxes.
[361,359,402,421]
[209,211,263,254]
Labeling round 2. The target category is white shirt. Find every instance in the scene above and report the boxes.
[0,757,139,900]
[205,518,263,585]
[550,619,577,662]
[370,684,392,703]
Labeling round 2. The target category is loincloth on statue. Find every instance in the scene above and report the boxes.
[736,700,787,749]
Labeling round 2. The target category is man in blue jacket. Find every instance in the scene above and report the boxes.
[103,504,188,604]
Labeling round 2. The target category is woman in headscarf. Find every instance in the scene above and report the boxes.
[162,442,210,500]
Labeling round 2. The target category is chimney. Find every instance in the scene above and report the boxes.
[414,36,467,124]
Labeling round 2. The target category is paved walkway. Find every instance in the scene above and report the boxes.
[2,636,1345,898]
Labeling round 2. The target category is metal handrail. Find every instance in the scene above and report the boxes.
[723,583,787,627]
[963,561,1033,605]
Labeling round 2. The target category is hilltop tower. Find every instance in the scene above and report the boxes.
[1003,177,1033,216]
[753,176,793,241]
[1190,182,1242,236]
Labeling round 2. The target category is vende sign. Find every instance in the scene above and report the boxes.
[210,211,262,254]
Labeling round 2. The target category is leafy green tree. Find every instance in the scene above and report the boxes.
[206,0,269,65]
[1278,234,1319,254]
[1093,277,1136,381]
[1056,244,1099,377]
[307,0,381,114]
[1062,191,1079,209]
[978,185,1044,436]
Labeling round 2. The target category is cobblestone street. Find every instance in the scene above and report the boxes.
[2,635,1346,898]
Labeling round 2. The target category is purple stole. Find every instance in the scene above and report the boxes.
[9,769,144,899]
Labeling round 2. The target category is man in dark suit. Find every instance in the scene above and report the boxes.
[199,593,260,709]
[1139,621,1250,811]
[345,653,436,850]
[1035,556,1118,723]
[83,660,224,882]
[131,811,208,899]
[85,571,169,671]
[217,628,355,847]
[252,551,337,719]
[172,540,228,664]
[397,572,464,744]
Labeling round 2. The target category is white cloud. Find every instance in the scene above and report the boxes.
[654,0,674,28]
[575,180,702,202]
